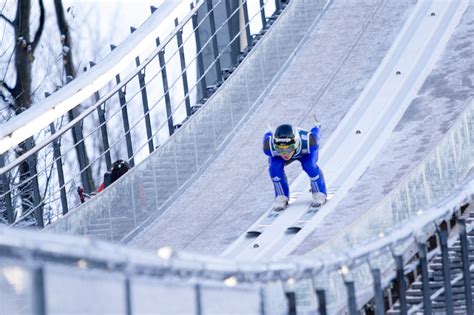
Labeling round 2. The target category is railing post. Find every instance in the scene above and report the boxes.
[259,0,267,29]
[275,0,281,12]
[224,0,239,66]
[285,290,296,315]
[88,61,112,170]
[195,284,203,315]
[371,269,385,315]
[175,18,192,118]
[74,121,93,194]
[111,45,135,167]
[156,38,175,137]
[130,27,155,153]
[458,218,473,314]
[387,284,393,309]
[32,266,47,315]
[206,0,223,83]
[49,122,68,215]
[191,3,208,100]
[345,280,357,315]
[125,277,132,315]
[0,153,14,224]
[25,137,43,227]
[394,255,407,315]
[259,287,265,315]
[64,79,94,195]
[417,242,432,314]
[316,289,327,315]
[242,0,252,49]
[438,225,454,315]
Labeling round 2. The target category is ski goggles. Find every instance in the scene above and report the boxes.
[275,143,296,155]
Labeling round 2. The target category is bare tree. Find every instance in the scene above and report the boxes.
[0,0,45,226]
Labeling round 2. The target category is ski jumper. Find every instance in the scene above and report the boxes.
[263,126,327,199]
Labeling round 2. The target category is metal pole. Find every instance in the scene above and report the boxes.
[49,123,68,215]
[259,287,265,315]
[387,284,393,309]
[25,137,43,227]
[65,85,93,195]
[175,18,192,118]
[275,0,281,13]
[458,218,473,314]
[345,280,357,315]
[156,38,175,136]
[242,0,252,49]
[259,0,266,29]
[285,290,296,315]
[438,226,453,315]
[111,45,135,167]
[316,289,327,315]
[371,269,384,315]
[75,121,93,193]
[224,0,239,66]
[125,277,132,315]
[0,153,14,224]
[191,3,208,100]
[206,0,223,83]
[130,27,155,153]
[418,242,432,315]
[32,266,47,315]
[89,61,112,170]
[395,255,407,315]
[195,284,203,315]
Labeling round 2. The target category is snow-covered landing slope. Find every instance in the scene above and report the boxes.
[225,0,468,261]
[130,0,415,254]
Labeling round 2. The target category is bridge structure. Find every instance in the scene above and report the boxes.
[0,0,473,314]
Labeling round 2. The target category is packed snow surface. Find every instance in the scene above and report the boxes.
[131,0,422,255]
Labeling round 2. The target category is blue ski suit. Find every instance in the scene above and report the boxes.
[263,126,327,199]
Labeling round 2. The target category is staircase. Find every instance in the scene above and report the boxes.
[388,209,474,314]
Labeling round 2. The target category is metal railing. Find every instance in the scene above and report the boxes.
[0,176,472,314]
[0,0,292,228]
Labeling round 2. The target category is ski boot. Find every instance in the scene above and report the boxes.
[273,195,289,211]
[311,192,327,207]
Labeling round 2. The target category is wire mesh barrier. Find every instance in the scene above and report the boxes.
[0,100,472,313]
[0,0,307,228]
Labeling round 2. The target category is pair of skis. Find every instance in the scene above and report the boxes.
[246,199,325,238]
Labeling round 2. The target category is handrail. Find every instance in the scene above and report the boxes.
[0,174,471,283]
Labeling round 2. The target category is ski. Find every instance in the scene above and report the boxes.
[286,192,334,234]
[246,207,286,237]
[286,204,321,234]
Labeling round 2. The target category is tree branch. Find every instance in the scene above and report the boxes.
[1,80,13,95]
[0,91,10,105]
[0,13,13,26]
[1,81,16,115]
[30,0,45,52]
